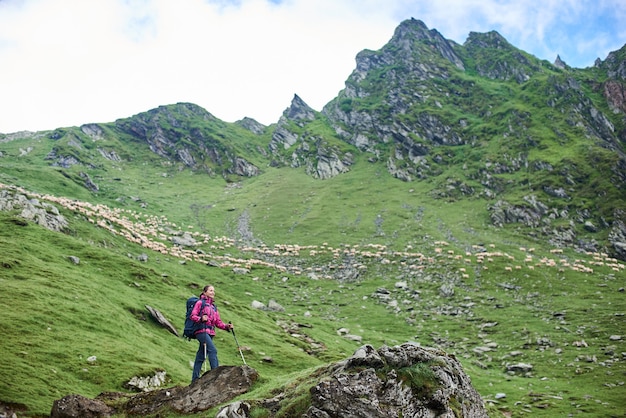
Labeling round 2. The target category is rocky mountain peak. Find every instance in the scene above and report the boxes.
[236,116,266,135]
[283,94,316,122]
[554,54,567,69]
[465,30,511,50]
[600,45,626,80]
[112,102,260,178]
[463,30,542,82]
[388,18,464,70]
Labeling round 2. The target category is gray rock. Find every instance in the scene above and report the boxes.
[50,394,114,418]
[267,299,285,312]
[0,190,68,231]
[306,343,488,418]
[125,371,167,392]
[171,232,197,247]
[344,334,363,342]
[506,362,533,373]
[251,300,266,310]
[216,400,251,418]
[125,365,258,415]
[236,117,266,135]
[145,305,179,337]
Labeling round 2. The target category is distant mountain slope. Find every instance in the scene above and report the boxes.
[0,18,624,261]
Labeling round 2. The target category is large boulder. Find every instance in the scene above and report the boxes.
[50,394,114,418]
[216,343,487,418]
[51,365,258,417]
[303,343,488,418]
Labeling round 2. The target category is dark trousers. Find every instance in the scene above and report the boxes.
[192,333,218,382]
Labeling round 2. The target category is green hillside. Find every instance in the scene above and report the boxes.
[0,18,625,418]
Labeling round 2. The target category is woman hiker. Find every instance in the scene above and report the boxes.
[190,285,233,383]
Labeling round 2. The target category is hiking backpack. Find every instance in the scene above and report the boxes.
[183,296,205,340]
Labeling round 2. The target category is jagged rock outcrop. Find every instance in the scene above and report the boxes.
[270,95,354,179]
[0,188,68,232]
[0,130,42,142]
[554,54,567,69]
[598,46,626,116]
[145,305,179,337]
[303,343,487,418]
[304,146,353,179]
[323,18,465,160]
[79,172,99,192]
[608,209,626,260]
[50,394,115,418]
[599,45,626,80]
[269,94,316,152]
[50,365,258,417]
[80,123,105,140]
[216,343,487,418]
[45,149,81,168]
[236,117,266,135]
[464,31,543,82]
[115,103,260,178]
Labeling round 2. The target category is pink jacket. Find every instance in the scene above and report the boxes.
[190,295,228,336]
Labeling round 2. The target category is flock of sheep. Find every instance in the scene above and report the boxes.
[2,182,624,279]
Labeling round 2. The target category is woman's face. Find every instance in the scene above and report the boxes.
[205,286,215,298]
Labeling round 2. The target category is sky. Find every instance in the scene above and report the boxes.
[0,0,624,133]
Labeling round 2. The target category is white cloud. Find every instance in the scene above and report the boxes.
[0,0,623,133]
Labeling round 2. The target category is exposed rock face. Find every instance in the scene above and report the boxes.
[80,171,99,192]
[145,305,179,337]
[554,55,567,69]
[114,103,260,178]
[80,123,105,140]
[464,31,542,82]
[269,94,316,152]
[608,209,626,260]
[303,343,487,418]
[215,343,487,417]
[96,147,122,162]
[127,365,258,415]
[305,147,353,179]
[0,188,68,232]
[50,365,258,417]
[604,80,626,114]
[269,95,354,179]
[236,117,266,134]
[600,45,626,80]
[323,18,465,159]
[50,394,114,418]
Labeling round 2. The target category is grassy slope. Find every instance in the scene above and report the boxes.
[1,76,625,416]
[1,149,625,417]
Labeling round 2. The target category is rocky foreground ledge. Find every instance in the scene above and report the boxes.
[51,343,487,417]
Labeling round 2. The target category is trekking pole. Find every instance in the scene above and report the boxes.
[229,322,247,365]
[203,342,207,374]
